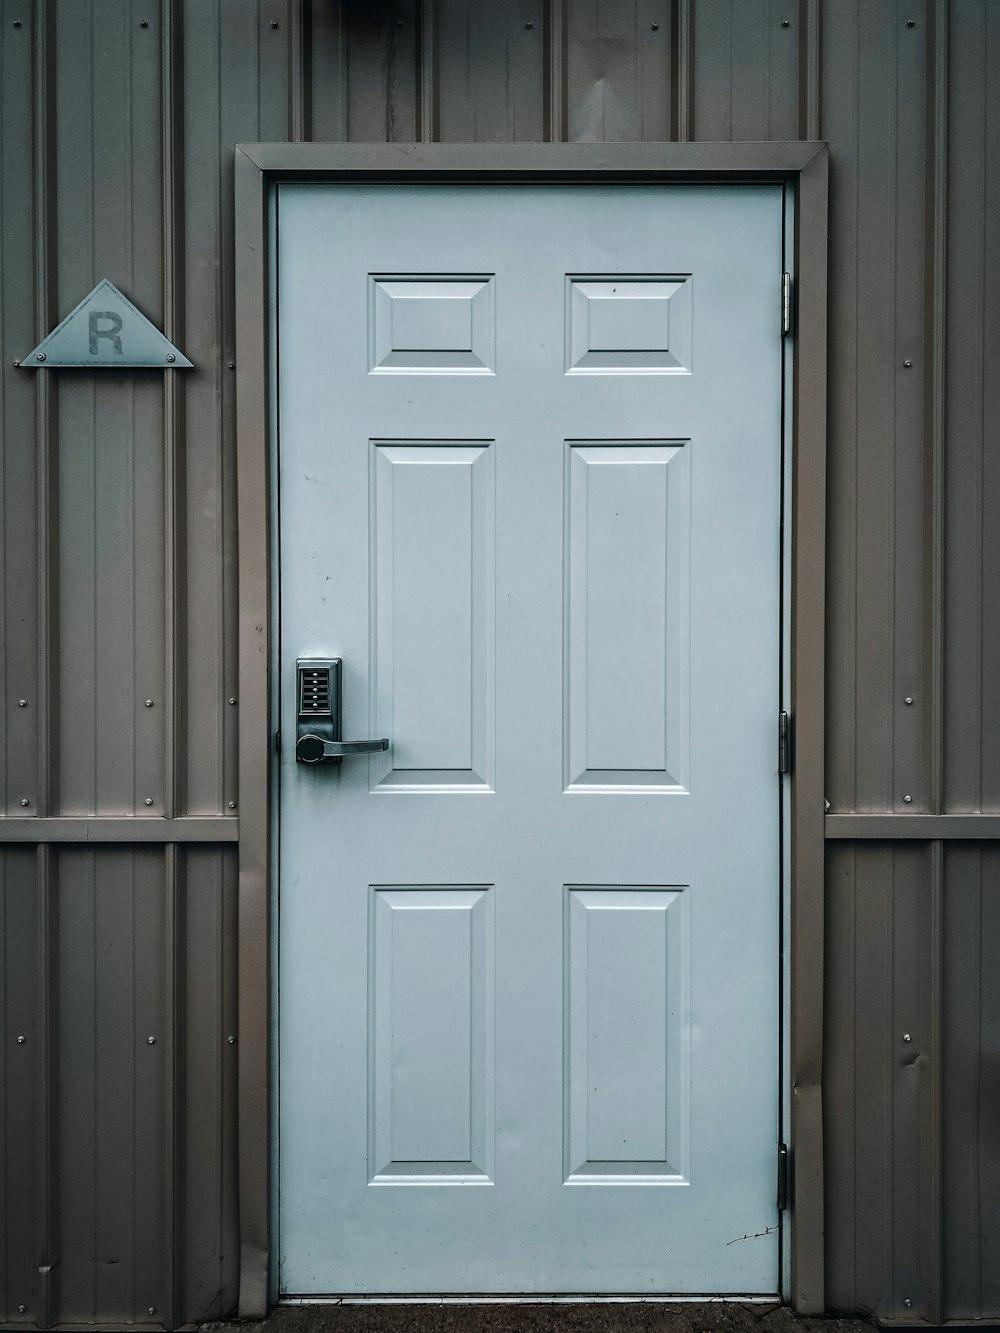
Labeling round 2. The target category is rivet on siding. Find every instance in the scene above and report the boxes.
[18,699,27,707]
[904,359,913,368]
[17,1306,26,1314]
[906,19,915,27]
[147,1036,157,1045]
[781,18,790,26]
[140,19,149,27]
[229,697,238,705]
[20,798,29,807]
[524,21,533,28]
[145,698,154,707]
[148,1308,156,1316]
[16,1035,25,1044]
[13,20,22,28]
[228,801,237,810]
[228,361,235,370]
[228,1035,236,1044]
[165,353,176,363]
[271,19,279,27]
[144,797,154,806]
[396,19,404,27]
[904,1298,913,1308]
[650,22,659,30]
[904,695,914,705]
[13,360,21,367]
[903,794,913,803]
[36,352,46,361]
[903,1033,912,1042]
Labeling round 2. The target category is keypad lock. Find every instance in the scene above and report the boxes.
[295,658,389,764]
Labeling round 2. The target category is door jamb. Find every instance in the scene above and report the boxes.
[234,141,828,1318]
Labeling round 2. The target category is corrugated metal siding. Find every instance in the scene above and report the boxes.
[0,1,997,1326]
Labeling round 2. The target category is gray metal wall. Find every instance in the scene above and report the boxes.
[0,1,996,1328]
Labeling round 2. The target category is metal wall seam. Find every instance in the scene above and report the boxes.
[673,0,693,141]
[34,0,57,823]
[162,0,184,826]
[546,0,566,141]
[802,0,821,142]
[35,843,57,1328]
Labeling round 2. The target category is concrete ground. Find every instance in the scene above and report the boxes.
[204,1302,879,1333]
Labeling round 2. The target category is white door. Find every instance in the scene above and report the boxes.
[277,183,783,1295]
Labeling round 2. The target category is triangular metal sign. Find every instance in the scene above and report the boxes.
[21,279,193,369]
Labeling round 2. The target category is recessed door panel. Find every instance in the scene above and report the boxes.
[278,183,782,1295]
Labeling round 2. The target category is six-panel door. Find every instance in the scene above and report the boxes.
[277,183,783,1293]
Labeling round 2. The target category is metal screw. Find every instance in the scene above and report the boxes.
[140,19,149,27]
[148,1307,156,1316]
[17,1035,25,1044]
[228,801,237,810]
[228,697,237,705]
[650,22,659,30]
[903,1033,912,1042]
[904,695,913,705]
[20,798,29,807]
[781,18,790,26]
[13,360,21,367]
[903,1298,913,1308]
[14,20,22,27]
[36,352,46,361]
[145,698,154,707]
[228,1035,236,1044]
[18,699,27,707]
[906,19,915,27]
[18,1306,26,1314]
[228,361,235,370]
[904,359,913,368]
[147,1035,157,1045]
[903,794,913,803]
[524,21,533,28]
[144,797,154,806]
[165,353,176,363]
[270,19,279,28]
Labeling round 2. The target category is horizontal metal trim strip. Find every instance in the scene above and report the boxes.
[0,816,239,843]
[236,140,827,182]
[825,814,1000,840]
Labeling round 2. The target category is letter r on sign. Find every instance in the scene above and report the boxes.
[89,311,124,355]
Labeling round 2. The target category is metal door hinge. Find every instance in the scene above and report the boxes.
[777,1142,791,1211]
[778,710,792,774]
[782,272,792,336]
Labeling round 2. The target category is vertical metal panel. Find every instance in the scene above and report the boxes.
[943,0,1000,814]
[309,0,421,143]
[824,842,941,1323]
[690,0,799,141]
[179,845,239,1324]
[822,0,930,815]
[0,15,40,818]
[54,848,167,1323]
[434,1,546,143]
[180,0,288,816]
[0,849,41,1324]
[942,845,1000,1319]
[52,0,168,817]
[563,0,673,141]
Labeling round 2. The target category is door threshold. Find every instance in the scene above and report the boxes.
[281,1294,780,1306]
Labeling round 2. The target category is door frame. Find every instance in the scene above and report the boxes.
[233,142,828,1318]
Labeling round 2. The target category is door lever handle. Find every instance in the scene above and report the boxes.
[296,733,389,764]
[294,658,389,766]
